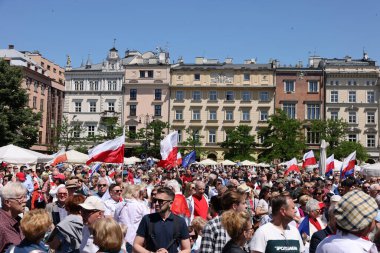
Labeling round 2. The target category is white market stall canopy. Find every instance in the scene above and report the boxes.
[0,144,52,164]
[65,150,89,164]
[361,163,380,177]
[221,159,236,166]
[124,156,142,165]
[240,160,257,166]
[199,159,218,166]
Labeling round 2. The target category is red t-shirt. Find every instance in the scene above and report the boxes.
[193,194,208,220]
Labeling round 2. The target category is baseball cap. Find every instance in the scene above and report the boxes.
[53,174,65,180]
[16,172,26,182]
[79,196,105,211]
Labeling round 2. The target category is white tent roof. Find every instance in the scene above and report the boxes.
[257,162,270,167]
[124,156,142,165]
[65,150,89,164]
[361,163,380,177]
[0,144,52,164]
[221,159,236,166]
[199,159,218,166]
[240,160,256,166]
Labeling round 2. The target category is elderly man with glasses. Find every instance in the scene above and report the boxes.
[0,182,27,252]
[46,186,68,226]
[96,178,111,201]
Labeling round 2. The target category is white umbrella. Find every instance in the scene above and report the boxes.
[199,159,218,166]
[221,159,236,166]
[320,140,329,176]
[240,160,256,166]
[0,144,52,164]
[333,159,343,172]
[65,150,89,164]
[124,157,136,165]
[361,163,380,177]
[257,162,270,167]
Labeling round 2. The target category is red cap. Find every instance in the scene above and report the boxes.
[16,172,26,182]
[53,173,65,180]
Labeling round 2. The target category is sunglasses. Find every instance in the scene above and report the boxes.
[153,198,171,205]
[99,170,106,173]
[98,184,107,187]
[315,192,322,195]
[113,189,122,193]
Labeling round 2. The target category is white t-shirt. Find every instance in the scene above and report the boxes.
[250,222,305,253]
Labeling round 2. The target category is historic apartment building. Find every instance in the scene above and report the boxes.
[0,45,65,152]
[275,61,324,150]
[321,53,380,159]
[170,57,276,160]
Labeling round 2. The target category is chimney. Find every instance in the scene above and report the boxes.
[8,45,14,49]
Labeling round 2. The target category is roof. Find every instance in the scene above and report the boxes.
[172,63,273,70]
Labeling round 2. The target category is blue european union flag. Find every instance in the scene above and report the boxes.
[182,150,196,168]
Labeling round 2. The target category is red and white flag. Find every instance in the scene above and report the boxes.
[49,148,67,166]
[341,151,356,178]
[86,135,125,165]
[325,154,335,176]
[284,158,300,175]
[177,152,182,166]
[302,150,317,168]
[157,131,178,169]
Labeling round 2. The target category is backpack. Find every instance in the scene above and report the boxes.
[148,214,182,251]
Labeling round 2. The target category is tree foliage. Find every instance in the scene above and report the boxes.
[55,115,86,151]
[333,141,368,162]
[258,109,306,162]
[221,125,255,161]
[0,59,41,148]
[136,120,169,158]
[310,119,348,150]
[180,128,204,158]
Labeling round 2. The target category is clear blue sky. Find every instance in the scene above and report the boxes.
[1,0,379,68]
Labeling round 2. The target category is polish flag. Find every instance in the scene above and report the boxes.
[177,152,182,166]
[325,154,335,176]
[284,158,300,176]
[340,151,356,179]
[49,148,67,166]
[86,135,125,165]
[157,131,178,169]
[302,150,317,168]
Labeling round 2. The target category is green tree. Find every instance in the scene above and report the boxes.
[55,115,85,151]
[333,141,368,162]
[310,119,348,150]
[96,117,124,141]
[0,59,41,148]
[221,125,255,161]
[180,128,204,158]
[137,120,170,158]
[258,109,306,162]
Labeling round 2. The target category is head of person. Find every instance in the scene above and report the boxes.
[313,189,324,201]
[369,184,380,198]
[57,186,69,204]
[191,216,207,236]
[80,196,105,225]
[0,182,27,217]
[221,210,253,244]
[187,225,198,248]
[65,194,85,215]
[154,186,175,214]
[306,198,322,219]
[109,183,123,202]
[65,179,79,196]
[258,186,271,200]
[221,190,247,212]
[92,217,123,253]
[334,189,377,236]
[21,209,52,243]
[97,178,109,194]
[341,176,357,194]
[166,179,181,194]
[271,195,297,224]
[99,167,107,177]
[194,180,205,197]
[122,184,141,200]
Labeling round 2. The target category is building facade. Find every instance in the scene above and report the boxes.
[170,57,276,160]
[0,45,65,152]
[322,54,380,160]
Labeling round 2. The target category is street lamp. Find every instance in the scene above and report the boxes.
[139,113,154,168]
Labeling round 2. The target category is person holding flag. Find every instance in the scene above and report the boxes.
[302,150,317,168]
[340,151,356,179]
[325,155,335,177]
[157,131,179,170]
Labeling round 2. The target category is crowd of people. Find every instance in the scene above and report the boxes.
[0,161,380,253]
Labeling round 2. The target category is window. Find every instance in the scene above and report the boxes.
[242,110,250,121]
[194,73,200,81]
[53,68,56,73]
[34,81,38,92]
[260,110,268,121]
[89,81,99,91]
[73,127,80,138]
[41,85,45,95]
[75,102,82,112]
[192,91,201,101]
[89,102,96,112]
[193,130,200,142]
[130,89,137,100]
[130,105,136,116]
[209,91,217,101]
[331,111,339,121]
[330,91,338,103]
[226,91,234,101]
[74,81,84,91]
[108,102,115,112]
[175,110,183,120]
[307,129,320,144]
[348,91,356,102]
[348,80,352,86]
[226,110,234,121]
[192,110,201,120]
[307,104,320,120]
[283,103,296,119]
[154,105,161,116]
[128,126,137,139]
[209,129,216,143]
[259,91,269,101]
[308,81,318,92]
[108,80,117,91]
[175,91,184,101]
[47,65,51,70]
[177,130,182,142]
[88,126,95,137]
[32,96,37,109]
[243,73,250,81]
[154,89,162,100]
[40,99,44,112]
[335,81,339,86]
[140,70,154,78]
[209,110,217,120]
[367,112,375,123]
[367,91,375,103]
[241,91,251,101]
[348,111,356,123]
[284,80,295,93]
[367,135,376,147]
[348,134,357,142]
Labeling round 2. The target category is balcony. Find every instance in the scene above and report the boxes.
[100,111,120,121]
